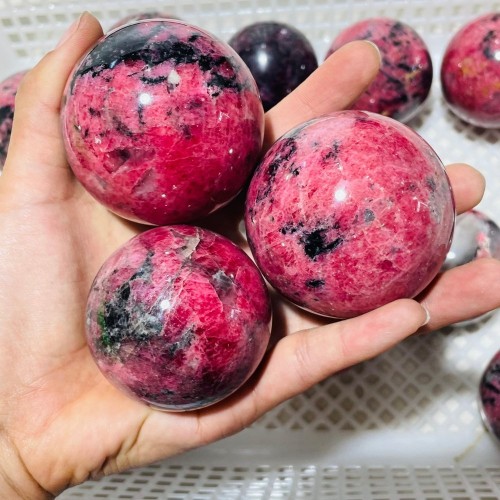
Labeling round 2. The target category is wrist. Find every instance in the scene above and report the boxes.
[0,436,53,500]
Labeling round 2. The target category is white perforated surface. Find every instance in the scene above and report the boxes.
[57,464,500,499]
[1,0,499,498]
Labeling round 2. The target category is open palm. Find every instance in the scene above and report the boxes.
[0,14,498,498]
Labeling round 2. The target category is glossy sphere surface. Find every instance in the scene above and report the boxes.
[442,210,500,326]
[86,225,272,411]
[110,11,180,31]
[62,20,264,225]
[245,111,455,318]
[441,13,500,128]
[229,22,318,111]
[0,70,26,169]
[326,18,433,122]
[480,350,500,441]
[443,210,500,270]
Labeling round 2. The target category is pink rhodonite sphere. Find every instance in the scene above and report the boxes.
[326,18,433,123]
[0,70,27,169]
[480,350,500,441]
[441,13,500,128]
[110,11,180,31]
[62,19,264,225]
[86,225,272,411]
[245,111,455,318]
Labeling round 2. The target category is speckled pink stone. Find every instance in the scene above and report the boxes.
[441,13,500,128]
[86,225,272,411]
[326,18,433,123]
[62,20,264,225]
[480,350,500,441]
[245,111,455,318]
[0,70,26,169]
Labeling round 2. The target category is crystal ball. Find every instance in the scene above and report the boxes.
[62,19,264,225]
[229,22,318,111]
[441,13,500,128]
[109,11,181,31]
[86,225,272,411]
[479,350,500,441]
[442,210,500,327]
[245,111,455,318]
[326,18,433,123]
[0,70,27,169]
[443,210,500,270]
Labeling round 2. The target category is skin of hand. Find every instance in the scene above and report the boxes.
[0,12,499,498]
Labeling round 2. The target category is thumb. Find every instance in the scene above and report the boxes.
[1,12,103,205]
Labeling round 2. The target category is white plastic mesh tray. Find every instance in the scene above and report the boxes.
[1,0,500,498]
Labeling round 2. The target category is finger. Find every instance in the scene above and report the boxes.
[445,163,485,214]
[192,299,426,443]
[1,12,103,204]
[254,298,426,405]
[419,258,500,332]
[263,40,381,149]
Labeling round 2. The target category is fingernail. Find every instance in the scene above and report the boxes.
[420,304,431,326]
[56,12,85,49]
[364,40,382,64]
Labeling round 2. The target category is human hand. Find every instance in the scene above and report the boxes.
[0,13,498,498]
